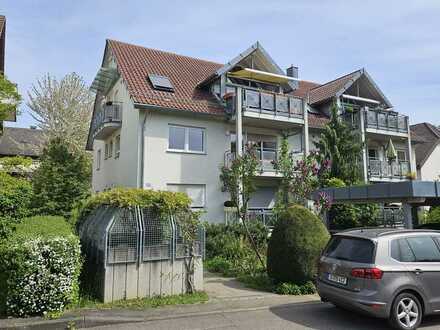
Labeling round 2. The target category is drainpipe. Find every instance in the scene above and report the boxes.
[235,87,243,216]
[138,110,148,189]
[406,116,413,175]
[303,95,309,156]
[360,107,368,183]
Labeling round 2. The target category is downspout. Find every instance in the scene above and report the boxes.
[138,110,148,189]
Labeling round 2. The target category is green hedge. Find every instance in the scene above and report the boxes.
[0,172,33,239]
[267,205,330,284]
[0,216,81,317]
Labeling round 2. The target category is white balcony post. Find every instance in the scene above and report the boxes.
[235,87,244,219]
[303,97,309,156]
[360,107,369,183]
[406,116,413,174]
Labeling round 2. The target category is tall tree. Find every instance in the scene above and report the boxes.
[0,74,21,134]
[314,102,363,184]
[27,73,93,152]
[31,138,91,218]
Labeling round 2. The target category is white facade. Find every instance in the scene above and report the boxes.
[418,144,440,181]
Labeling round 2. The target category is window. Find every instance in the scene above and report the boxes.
[397,150,407,162]
[168,125,205,153]
[115,135,120,158]
[96,149,101,170]
[109,140,113,158]
[368,148,378,159]
[148,74,174,92]
[167,184,205,208]
[391,238,416,262]
[406,236,440,262]
[324,237,375,264]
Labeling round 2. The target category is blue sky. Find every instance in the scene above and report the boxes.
[2,0,440,127]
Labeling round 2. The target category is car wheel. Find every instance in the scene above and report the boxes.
[389,293,422,330]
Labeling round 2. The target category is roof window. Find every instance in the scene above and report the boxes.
[148,74,174,92]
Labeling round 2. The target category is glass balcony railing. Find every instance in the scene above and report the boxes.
[368,158,410,179]
[365,109,408,133]
[224,86,304,119]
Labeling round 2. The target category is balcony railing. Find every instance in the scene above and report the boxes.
[225,208,277,227]
[365,109,408,133]
[224,87,304,119]
[368,158,410,179]
[92,102,122,139]
[341,105,408,134]
[224,150,303,173]
[378,207,404,228]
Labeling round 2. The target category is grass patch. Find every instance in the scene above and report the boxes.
[72,292,209,311]
[10,216,73,239]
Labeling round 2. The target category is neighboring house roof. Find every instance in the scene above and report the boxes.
[0,127,45,158]
[108,39,224,115]
[410,123,440,168]
[0,16,5,35]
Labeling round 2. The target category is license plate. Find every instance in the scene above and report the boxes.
[328,273,347,285]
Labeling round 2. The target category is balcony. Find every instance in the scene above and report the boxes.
[92,102,122,140]
[224,150,303,176]
[225,87,304,124]
[377,207,404,228]
[368,158,410,180]
[341,105,408,136]
[365,109,408,134]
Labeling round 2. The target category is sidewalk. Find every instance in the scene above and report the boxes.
[0,273,320,329]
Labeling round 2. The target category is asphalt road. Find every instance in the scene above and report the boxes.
[90,301,440,330]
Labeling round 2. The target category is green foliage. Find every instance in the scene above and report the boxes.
[204,222,269,277]
[274,281,316,295]
[329,203,379,230]
[74,187,192,228]
[326,177,346,188]
[273,136,295,207]
[0,216,81,317]
[0,171,33,239]
[0,74,21,126]
[315,102,363,184]
[75,292,208,311]
[0,156,33,172]
[424,207,440,224]
[31,138,91,218]
[267,204,330,285]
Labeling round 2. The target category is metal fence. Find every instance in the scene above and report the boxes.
[79,206,205,266]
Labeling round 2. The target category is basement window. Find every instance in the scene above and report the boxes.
[148,74,174,92]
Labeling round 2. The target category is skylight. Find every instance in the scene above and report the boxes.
[148,74,174,92]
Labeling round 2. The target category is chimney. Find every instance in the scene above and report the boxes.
[30,125,37,129]
[286,65,298,79]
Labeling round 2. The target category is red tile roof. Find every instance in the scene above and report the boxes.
[290,80,321,99]
[108,39,225,115]
[308,112,330,128]
[0,16,5,35]
[309,69,362,105]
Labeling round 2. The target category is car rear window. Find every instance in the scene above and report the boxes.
[324,236,375,264]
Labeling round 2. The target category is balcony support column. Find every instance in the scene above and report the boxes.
[402,203,413,229]
[235,87,244,218]
[303,96,309,156]
[406,117,413,174]
[360,107,369,183]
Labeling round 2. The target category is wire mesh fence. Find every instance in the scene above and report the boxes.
[79,206,205,266]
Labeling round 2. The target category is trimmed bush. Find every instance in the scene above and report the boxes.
[0,171,33,239]
[424,207,440,224]
[267,205,330,284]
[0,216,81,317]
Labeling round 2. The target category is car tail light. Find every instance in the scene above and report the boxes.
[351,268,383,279]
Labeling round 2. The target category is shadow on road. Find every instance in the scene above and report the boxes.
[269,301,440,330]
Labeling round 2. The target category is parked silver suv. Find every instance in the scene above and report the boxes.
[317,228,440,330]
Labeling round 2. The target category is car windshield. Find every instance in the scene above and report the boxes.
[324,236,375,264]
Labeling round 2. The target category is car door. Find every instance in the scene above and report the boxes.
[404,235,440,312]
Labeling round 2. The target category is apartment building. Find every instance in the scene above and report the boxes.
[87,40,418,222]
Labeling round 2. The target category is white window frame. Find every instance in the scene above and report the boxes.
[96,149,101,170]
[167,183,206,209]
[115,135,120,158]
[396,149,407,162]
[167,125,206,154]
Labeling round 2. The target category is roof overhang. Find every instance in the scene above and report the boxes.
[90,67,119,94]
[313,181,440,206]
[228,68,298,85]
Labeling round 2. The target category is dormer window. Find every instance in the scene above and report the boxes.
[148,74,174,92]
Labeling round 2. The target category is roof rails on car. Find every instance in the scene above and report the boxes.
[376,229,440,237]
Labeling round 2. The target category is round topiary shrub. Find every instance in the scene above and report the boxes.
[267,204,330,284]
